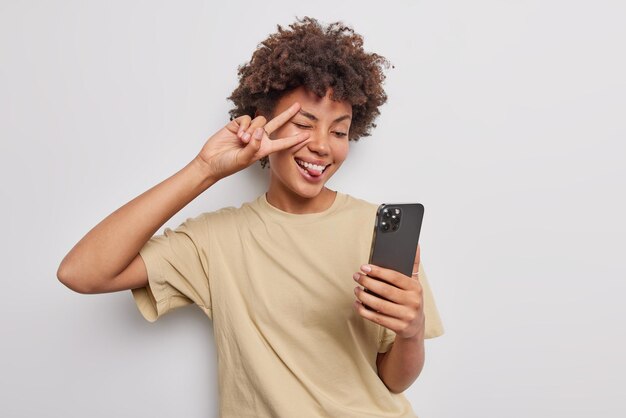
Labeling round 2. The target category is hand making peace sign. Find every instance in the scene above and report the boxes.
[196,102,310,180]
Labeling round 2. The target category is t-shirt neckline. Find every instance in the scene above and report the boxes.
[258,191,348,224]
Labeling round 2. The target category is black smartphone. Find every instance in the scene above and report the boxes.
[363,203,424,312]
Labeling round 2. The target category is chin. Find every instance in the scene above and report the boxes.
[290,182,327,199]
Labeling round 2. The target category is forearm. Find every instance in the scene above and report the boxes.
[58,156,217,285]
[378,331,425,394]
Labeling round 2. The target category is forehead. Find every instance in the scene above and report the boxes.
[276,86,352,118]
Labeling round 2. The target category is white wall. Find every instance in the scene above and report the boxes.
[1,1,624,417]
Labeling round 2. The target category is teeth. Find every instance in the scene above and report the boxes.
[296,159,326,172]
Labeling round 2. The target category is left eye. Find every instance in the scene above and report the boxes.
[292,122,347,138]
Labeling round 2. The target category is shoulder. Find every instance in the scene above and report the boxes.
[326,192,379,231]
[340,192,379,214]
[200,197,262,232]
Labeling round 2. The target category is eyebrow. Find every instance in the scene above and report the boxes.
[298,109,352,123]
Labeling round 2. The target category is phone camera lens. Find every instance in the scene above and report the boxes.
[381,221,390,232]
[390,207,401,225]
[392,223,400,231]
[383,209,391,219]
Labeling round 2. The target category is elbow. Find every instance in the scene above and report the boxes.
[381,379,405,394]
[388,386,405,395]
[57,263,97,294]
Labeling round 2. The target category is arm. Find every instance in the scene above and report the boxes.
[354,245,426,393]
[57,103,310,294]
[57,157,217,294]
[376,332,425,394]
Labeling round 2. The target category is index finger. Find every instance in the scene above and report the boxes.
[360,264,412,291]
[263,102,301,136]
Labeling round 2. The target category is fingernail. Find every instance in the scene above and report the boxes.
[254,127,263,140]
[242,132,251,141]
[361,265,371,273]
[353,273,360,281]
[237,128,243,137]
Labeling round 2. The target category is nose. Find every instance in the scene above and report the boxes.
[306,131,330,156]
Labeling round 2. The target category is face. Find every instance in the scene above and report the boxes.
[266,86,352,200]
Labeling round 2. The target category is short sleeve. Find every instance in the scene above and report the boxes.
[378,262,444,353]
[131,214,212,322]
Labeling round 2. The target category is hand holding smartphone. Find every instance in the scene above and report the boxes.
[363,203,424,312]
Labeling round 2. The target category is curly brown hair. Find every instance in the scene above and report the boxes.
[227,16,392,168]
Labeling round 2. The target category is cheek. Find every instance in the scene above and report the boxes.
[333,142,350,163]
[268,147,292,170]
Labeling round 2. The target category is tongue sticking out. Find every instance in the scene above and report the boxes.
[305,167,323,177]
[297,159,324,177]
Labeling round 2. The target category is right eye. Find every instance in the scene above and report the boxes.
[292,123,311,129]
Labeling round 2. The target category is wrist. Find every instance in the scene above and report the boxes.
[399,328,425,343]
[189,156,220,190]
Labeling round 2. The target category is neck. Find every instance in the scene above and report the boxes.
[266,185,337,214]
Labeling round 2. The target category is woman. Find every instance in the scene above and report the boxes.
[58,17,444,418]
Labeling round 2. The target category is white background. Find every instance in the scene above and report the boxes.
[1,1,624,417]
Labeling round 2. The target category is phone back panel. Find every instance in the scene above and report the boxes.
[368,203,424,278]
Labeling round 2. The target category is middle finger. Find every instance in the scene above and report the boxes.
[354,284,405,318]
[354,273,402,304]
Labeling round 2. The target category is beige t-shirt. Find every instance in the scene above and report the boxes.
[132,191,444,418]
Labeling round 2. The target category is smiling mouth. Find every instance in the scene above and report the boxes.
[294,158,331,177]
